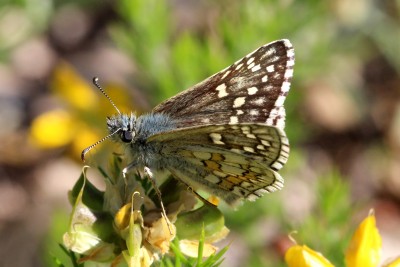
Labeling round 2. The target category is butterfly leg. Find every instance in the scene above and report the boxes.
[144,166,174,234]
[122,160,139,180]
[122,163,173,233]
[168,169,217,207]
[186,185,218,207]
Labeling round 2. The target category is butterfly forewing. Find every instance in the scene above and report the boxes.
[153,39,294,130]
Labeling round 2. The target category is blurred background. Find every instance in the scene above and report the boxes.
[0,0,399,266]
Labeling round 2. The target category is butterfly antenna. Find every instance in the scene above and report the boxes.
[92,77,121,115]
[81,128,120,162]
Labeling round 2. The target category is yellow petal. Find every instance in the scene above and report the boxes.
[114,203,132,231]
[29,109,76,148]
[345,210,382,267]
[70,124,101,159]
[285,245,335,267]
[207,195,220,206]
[51,62,98,111]
[383,257,400,267]
[146,216,176,254]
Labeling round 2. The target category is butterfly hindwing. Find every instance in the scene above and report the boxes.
[147,123,289,205]
[148,123,289,168]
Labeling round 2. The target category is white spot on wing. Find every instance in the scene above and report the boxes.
[257,144,265,150]
[216,83,228,98]
[229,116,239,124]
[221,70,231,80]
[246,134,257,139]
[244,146,255,153]
[251,64,261,72]
[275,117,286,129]
[233,97,246,108]
[287,48,295,59]
[247,57,255,64]
[266,65,275,72]
[209,133,224,145]
[272,161,284,170]
[282,81,291,92]
[247,87,258,95]
[261,75,268,82]
[235,63,243,70]
[248,62,255,70]
[275,95,286,106]
[255,188,268,196]
[284,68,293,79]
[261,140,271,146]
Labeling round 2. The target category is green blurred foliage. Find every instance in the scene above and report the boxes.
[107,1,374,266]
[105,1,399,265]
[289,172,354,267]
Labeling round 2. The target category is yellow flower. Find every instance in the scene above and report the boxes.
[29,109,76,148]
[51,62,98,112]
[29,61,133,160]
[285,244,334,267]
[383,257,400,267]
[65,161,230,266]
[70,124,101,157]
[285,209,400,267]
[345,210,382,267]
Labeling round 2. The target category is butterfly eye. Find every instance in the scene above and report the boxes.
[120,131,133,143]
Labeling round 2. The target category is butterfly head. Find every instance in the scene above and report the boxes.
[81,77,136,162]
[107,113,136,143]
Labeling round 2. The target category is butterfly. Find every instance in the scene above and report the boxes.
[82,39,294,207]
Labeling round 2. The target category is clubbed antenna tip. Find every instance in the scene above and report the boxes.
[92,77,121,115]
[80,129,121,162]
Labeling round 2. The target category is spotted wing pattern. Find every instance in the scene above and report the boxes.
[148,123,289,205]
[153,39,295,130]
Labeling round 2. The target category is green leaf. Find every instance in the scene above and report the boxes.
[69,168,104,212]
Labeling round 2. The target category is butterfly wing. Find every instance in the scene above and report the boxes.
[152,39,295,130]
[147,123,289,205]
